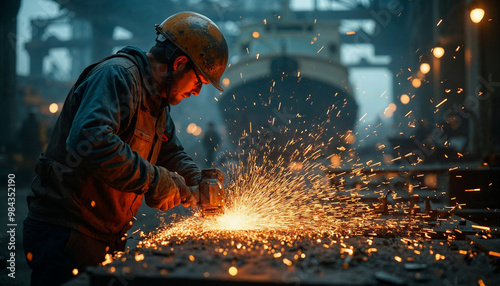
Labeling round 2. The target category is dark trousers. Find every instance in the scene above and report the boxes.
[23,217,76,286]
[23,218,126,286]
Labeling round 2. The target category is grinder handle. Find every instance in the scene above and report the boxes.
[180,185,198,208]
[189,185,200,203]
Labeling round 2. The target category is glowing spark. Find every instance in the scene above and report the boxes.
[134,253,144,262]
[102,254,113,266]
[358,113,367,121]
[465,188,480,192]
[471,225,490,231]
[489,251,500,258]
[435,98,447,108]
[72,268,79,276]
[283,258,293,266]
[342,248,354,256]
[435,254,445,261]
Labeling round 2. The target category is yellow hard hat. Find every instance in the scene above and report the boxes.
[155,11,229,91]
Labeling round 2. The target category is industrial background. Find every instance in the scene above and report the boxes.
[1,0,500,285]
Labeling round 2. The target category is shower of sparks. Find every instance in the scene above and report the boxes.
[141,145,382,242]
[111,60,498,283]
[106,123,498,286]
[137,129,444,256]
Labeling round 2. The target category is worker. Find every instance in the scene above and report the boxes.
[23,11,228,286]
[202,121,221,167]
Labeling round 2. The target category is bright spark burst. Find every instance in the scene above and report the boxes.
[132,117,492,284]
[140,138,389,249]
[108,124,498,286]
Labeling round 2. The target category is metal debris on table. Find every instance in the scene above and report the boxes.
[81,150,500,285]
[88,227,499,286]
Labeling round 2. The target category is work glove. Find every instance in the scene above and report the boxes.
[146,166,197,211]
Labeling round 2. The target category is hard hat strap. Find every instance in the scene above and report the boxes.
[164,61,173,112]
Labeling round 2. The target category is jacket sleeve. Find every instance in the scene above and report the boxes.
[155,114,202,186]
[66,64,157,194]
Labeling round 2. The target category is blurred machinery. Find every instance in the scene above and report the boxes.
[5,0,500,209]
[5,0,498,160]
[219,13,358,155]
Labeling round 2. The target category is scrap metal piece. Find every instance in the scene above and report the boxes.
[373,271,406,285]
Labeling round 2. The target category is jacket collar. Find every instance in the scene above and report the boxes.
[117,46,169,116]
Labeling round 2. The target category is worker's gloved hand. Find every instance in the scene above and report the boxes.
[181,186,198,208]
[165,172,197,209]
[146,166,196,211]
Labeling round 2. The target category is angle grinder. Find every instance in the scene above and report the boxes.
[190,168,225,216]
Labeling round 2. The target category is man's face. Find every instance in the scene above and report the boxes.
[168,57,210,105]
